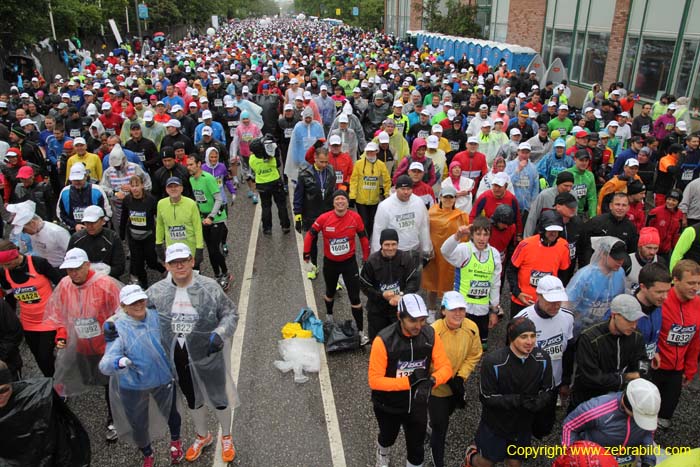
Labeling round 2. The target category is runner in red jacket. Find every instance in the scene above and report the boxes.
[647,189,683,257]
[327,135,354,192]
[303,190,370,344]
[651,259,700,429]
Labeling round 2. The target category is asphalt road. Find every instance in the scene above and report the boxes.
[17,191,700,467]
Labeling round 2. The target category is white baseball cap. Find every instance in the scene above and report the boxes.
[60,248,90,269]
[68,163,87,181]
[378,132,390,144]
[338,114,349,123]
[409,161,425,171]
[510,128,521,136]
[201,110,213,119]
[492,172,510,186]
[82,205,105,223]
[143,110,154,122]
[442,291,467,310]
[120,284,148,305]
[328,135,342,146]
[481,120,492,128]
[398,293,429,318]
[518,142,532,151]
[365,142,379,152]
[536,275,568,302]
[625,158,640,167]
[165,119,181,128]
[170,104,183,113]
[431,124,443,133]
[101,102,112,110]
[201,126,213,136]
[7,200,37,235]
[625,378,661,431]
[165,243,192,263]
[677,121,688,132]
[558,104,569,111]
[73,137,87,146]
[426,135,439,149]
[467,136,480,144]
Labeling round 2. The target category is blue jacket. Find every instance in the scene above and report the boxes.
[194,121,226,145]
[562,392,655,466]
[505,159,540,212]
[99,308,173,391]
[102,147,144,170]
[537,148,574,187]
[610,148,639,176]
[635,303,662,361]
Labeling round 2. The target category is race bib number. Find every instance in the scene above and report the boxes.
[335,170,343,183]
[74,318,101,339]
[136,152,146,162]
[168,225,187,241]
[667,324,696,345]
[214,99,223,108]
[468,280,490,299]
[645,342,656,360]
[106,128,116,135]
[71,95,79,102]
[172,313,197,335]
[129,210,147,227]
[568,242,576,260]
[73,207,85,221]
[242,132,254,142]
[558,127,567,136]
[69,129,81,138]
[329,237,350,256]
[682,169,694,181]
[193,189,207,203]
[363,175,378,190]
[380,282,400,294]
[514,176,530,189]
[572,184,587,198]
[538,334,564,360]
[14,286,41,304]
[449,141,460,151]
[284,128,293,138]
[395,357,427,378]
[615,455,634,467]
[588,302,609,321]
[641,124,650,135]
[529,270,549,287]
[417,130,429,139]
[230,127,237,137]
[395,212,415,230]
[227,120,236,127]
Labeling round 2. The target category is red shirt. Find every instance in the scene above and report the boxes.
[627,201,646,233]
[647,206,682,254]
[328,151,354,191]
[525,102,543,114]
[657,287,700,380]
[99,112,124,136]
[451,150,488,196]
[489,224,517,261]
[470,190,523,235]
[304,209,370,262]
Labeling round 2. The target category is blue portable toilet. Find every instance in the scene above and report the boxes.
[490,47,502,66]
[482,45,491,65]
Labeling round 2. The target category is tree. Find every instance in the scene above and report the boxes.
[423,0,482,38]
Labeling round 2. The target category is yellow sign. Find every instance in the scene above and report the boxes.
[336,8,341,15]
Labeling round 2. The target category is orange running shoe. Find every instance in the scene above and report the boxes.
[221,435,236,462]
[185,432,213,462]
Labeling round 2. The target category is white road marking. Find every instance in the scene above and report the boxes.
[212,203,261,466]
[290,187,348,467]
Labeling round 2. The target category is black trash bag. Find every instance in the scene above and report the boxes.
[324,319,360,353]
[0,377,90,466]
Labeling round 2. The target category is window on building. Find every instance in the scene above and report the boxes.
[674,40,699,98]
[552,30,573,69]
[571,31,585,82]
[620,36,639,91]
[635,38,675,99]
[691,75,700,112]
[542,27,554,63]
[580,32,609,85]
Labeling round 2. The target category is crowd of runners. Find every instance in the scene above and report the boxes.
[0,17,698,467]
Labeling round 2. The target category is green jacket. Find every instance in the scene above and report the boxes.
[249,153,281,185]
[565,166,597,218]
[190,171,226,223]
[155,196,204,252]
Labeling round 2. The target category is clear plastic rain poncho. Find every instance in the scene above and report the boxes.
[146,272,239,410]
[44,271,122,396]
[565,236,626,337]
[99,308,176,448]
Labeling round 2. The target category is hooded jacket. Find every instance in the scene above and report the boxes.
[392,138,437,186]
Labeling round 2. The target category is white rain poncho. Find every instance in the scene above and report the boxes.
[146,272,239,410]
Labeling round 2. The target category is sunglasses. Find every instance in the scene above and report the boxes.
[0,385,11,394]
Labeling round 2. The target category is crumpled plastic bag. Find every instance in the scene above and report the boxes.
[273,338,321,383]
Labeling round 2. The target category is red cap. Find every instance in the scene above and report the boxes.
[63,140,74,150]
[638,227,660,247]
[17,166,34,178]
[575,130,589,138]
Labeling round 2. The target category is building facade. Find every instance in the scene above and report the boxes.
[387,0,700,117]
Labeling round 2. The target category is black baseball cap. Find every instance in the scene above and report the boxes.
[554,192,578,209]
[395,175,412,189]
[609,241,628,260]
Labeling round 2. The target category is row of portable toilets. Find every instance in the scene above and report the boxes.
[407,30,569,85]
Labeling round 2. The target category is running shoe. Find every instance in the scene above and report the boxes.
[252,194,259,204]
[247,190,254,198]
[221,435,236,462]
[142,454,155,467]
[263,229,272,236]
[170,439,184,464]
[307,265,319,280]
[222,243,229,256]
[218,273,233,291]
[375,445,390,467]
[282,227,291,234]
[106,423,118,442]
[463,445,478,467]
[359,332,370,346]
[185,432,213,462]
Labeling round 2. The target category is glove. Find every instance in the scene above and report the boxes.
[349,199,356,208]
[412,376,435,408]
[409,368,429,386]
[194,248,204,268]
[447,376,466,408]
[115,357,132,369]
[156,244,165,262]
[294,214,303,233]
[103,321,119,343]
[422,256,431,268]
[521,394,546,413]
[208,332,224,356]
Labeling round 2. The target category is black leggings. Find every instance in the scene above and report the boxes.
[259,183,290,231]
[128,234,165,288]
[466,314,489,347]
[374,406,427,466]
[356,203,378,239]
[24,329,56,377]
[429,395,456,467]
[323,257,363,330]
[651,369,684,420]
[203,222,228,276]
[173,343,202,410]
[367,306,397,341]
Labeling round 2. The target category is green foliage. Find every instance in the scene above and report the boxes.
[423,0,482,39]
[292,0,384,30]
